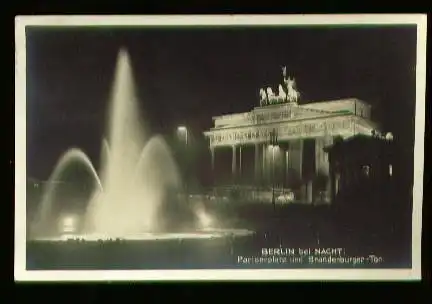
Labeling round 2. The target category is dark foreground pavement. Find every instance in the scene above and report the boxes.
[26,202,411,270]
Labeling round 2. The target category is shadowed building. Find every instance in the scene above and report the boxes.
[203,68,382,204]
[322,131,405,250]
[324,132,396,205]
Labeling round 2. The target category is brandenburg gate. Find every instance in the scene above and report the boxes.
[203,68,379,203]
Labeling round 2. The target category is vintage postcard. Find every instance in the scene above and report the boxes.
[15,14,426,281]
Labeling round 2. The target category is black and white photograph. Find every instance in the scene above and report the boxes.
[14,15,426,281]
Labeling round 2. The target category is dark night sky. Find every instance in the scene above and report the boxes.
[26,25,418,180]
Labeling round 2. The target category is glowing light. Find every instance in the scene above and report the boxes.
[61,215,77,233]
[196,208,213,229]
[363,165,370,176]
[64,216,74,226]
[268,145,279,150]
[177,126,188,145]
[385,132,394,141]
[389,164,393,176]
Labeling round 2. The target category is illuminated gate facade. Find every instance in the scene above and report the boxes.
[204,94,379,203]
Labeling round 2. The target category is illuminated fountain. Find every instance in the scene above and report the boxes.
[30,48,253,241]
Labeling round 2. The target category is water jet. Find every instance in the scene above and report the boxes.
[30,48,253,241]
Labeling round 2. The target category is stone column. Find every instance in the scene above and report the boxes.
[210,146,215,172]
[254,143,259,181]
[335,173,340,196]
[289,139,303,179]
[275,146,283,189]
[307,180,313,204]
[315,136,329,175]
[315,136,333,203]
[299,140,303,180]
[285,149,289,188]
[262,144,266,186]
[239,145,242,176]
[232,145,237,179]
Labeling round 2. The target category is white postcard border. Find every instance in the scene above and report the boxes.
[15,14,427,281]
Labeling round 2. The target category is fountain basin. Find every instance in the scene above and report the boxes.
[31,229,255,242]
